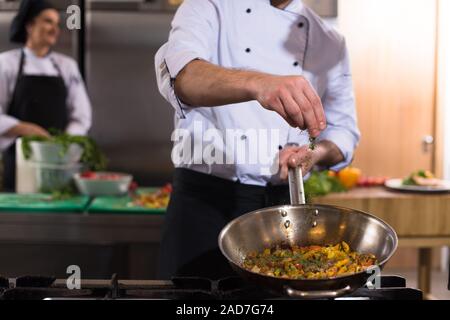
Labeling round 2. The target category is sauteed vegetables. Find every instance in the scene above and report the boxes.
[131,184,172,209]
[243,241,377,280]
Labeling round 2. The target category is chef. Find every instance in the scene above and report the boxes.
[155,0,360,279]
[0,0,92,191]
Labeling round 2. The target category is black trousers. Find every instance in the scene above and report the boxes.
[157,168,290,280]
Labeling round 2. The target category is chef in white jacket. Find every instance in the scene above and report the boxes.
[0,0,92,191]
[155,0,360,279]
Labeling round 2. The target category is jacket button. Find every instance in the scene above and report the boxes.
[293,61,299,67]
[246,8,252,13]
[298,22,304,28]
[245,48,251,53]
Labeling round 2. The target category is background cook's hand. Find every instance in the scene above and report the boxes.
[279,145,317,180]
[253,75,326,138]
[8,122,51,138]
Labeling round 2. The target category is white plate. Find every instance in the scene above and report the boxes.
[384,178,450,193]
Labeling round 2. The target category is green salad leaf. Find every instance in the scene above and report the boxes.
[304,171,347,202]
[22,131,107,171]
[402,170,430,186]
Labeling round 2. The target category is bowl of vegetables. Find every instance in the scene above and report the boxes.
[74,171,133,197]
[21,132,107,194]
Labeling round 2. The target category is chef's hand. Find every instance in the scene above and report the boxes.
[279,141,346,180]
[279,145,316,180]
[6,122,51,138]
[253,75,326,138]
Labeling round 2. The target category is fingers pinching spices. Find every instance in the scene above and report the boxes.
[309,137,316,151]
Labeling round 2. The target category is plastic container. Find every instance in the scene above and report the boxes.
[31,162,83,193]
[74,172,133,197]
[28,141,83,165]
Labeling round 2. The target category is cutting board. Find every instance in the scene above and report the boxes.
[0,193,90,213]
[87,188,166,215]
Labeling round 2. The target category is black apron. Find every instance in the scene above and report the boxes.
[157,168,290,280]
[2,49,69,191]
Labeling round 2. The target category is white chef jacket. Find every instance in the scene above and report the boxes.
[0,47,92,151]
[155,0,360,186]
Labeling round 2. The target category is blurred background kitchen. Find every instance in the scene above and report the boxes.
[0,0,449,299]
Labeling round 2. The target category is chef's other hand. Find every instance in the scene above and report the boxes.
[279,145,316,180]
[7,122,51,138]
[253,75,326,138]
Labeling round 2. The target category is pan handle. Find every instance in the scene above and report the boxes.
[284,285,352,299]
[288,166,306,205]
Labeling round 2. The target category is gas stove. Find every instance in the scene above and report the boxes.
[0,275,423,300]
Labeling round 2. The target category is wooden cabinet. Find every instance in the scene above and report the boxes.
[338,0,438,177]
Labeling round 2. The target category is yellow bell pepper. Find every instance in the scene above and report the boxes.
[338,167,362,189]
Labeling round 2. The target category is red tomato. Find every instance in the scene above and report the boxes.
[129,181,139,192]
[162,183,173,194]
[358,177,368,187]
[367,177,377,186]
[81,171,97,179]
[80,172,127,181]
[374,177,386,186]
[96,173,123,181]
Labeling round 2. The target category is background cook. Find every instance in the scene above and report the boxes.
[0,0,92,191]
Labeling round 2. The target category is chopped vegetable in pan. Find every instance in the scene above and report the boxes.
[242,241,377,280]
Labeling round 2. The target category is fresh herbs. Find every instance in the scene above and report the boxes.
[22,131,107,171]
[304,171,347,200]
[309,137,316,151]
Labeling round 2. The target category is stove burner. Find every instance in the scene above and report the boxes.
[0,275,423,300]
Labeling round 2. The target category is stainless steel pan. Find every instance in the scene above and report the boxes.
[218,167,398,299]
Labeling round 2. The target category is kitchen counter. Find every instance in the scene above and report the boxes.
[0,206,165,279]
[0,190,166,242]
[0,211,164,244]
[0,191,166,279]
[313,187,450,298]
[1,187,448,294]
[0,190,166,215]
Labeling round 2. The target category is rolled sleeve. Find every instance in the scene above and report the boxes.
[165,51,208,82]
[0,114,19,135]
[317,40,360,171]
[155,46,193,119]
[0,114,19,151]
[154,0,219,118]
[0,59,19,150]
[318,126,358,171]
